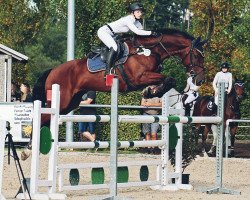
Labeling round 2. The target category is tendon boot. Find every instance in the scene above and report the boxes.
[207,145,216,157]
[105,47,117,75]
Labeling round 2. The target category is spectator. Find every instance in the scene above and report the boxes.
[20,82,33,102]
[141,85,162,141]
[78,91,97,142]
[11,82,21,102]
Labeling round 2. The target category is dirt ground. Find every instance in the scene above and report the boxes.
[1,141,250,200]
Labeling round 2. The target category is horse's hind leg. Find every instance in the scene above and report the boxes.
[229,126,238,157]
[192,124,202,155]
[202,125,211,155]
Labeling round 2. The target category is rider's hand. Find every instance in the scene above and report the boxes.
[180,91,185,95]
[151,31,160,37]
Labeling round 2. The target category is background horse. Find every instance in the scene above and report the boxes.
[33,29,208,125]
[192,79,245,156]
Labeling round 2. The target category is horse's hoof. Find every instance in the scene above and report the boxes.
[228,149,235,158]
[21,148,32,161]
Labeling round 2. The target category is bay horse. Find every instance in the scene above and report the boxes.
[192,79,245,156]
[33,29,208,125]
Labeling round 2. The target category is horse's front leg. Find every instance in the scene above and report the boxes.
[139,72,176,98]
[229,126,237,157]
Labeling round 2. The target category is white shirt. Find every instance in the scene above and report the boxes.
[108,15,151,35]
[184,77,199,93]
[213,71,232,93]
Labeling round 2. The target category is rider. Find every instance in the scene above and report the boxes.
[182,70,200,116]
[97,2,158,74]
[209,62,232,156]
[212,62,232,107]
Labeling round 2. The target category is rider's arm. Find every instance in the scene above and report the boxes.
[126,18,151,35]
[227,73,233,93]
[141,98,162,107]
[188,78,200,92]
[80,98,93,105]
[213,73,219,93]
[183,77,191,92]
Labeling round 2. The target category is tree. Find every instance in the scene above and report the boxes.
[0,0,66,83]
[145,0,189,30]
[189,0,249,95]
[74,0,155,57]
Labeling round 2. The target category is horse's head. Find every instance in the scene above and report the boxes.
[234,78,246,102]
[133,30,207,86]
[181,37,207,86]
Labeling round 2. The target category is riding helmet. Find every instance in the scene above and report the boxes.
[128,2,145,12]
[220,62,230,69]
[190,70,196,77]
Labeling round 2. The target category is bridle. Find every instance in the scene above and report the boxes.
[234,82,245,101]
[132,34,205,75]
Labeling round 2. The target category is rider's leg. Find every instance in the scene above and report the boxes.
[151,123,159,140]
[97,27,118,74]
[106,47,117,74]
[184,95,193,116]
[212,94,218,114]
[208,124,217,155]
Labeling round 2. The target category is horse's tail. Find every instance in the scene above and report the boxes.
[32,69,53,107]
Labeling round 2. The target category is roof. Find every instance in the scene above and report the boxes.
[0,44,28,61]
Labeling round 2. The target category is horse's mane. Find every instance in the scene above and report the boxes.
[120,28,195,41]
[126,29,195,40]
[156,28,195,40]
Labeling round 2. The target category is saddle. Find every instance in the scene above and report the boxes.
[87,41,129,73]
[88,40,126,63]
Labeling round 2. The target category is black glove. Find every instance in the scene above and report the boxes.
[151,31,159,37]
[180,91,185,95]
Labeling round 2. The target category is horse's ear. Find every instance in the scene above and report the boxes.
[196,36,201,43]
[192,36,201,47]
[242,75,247,83]
[235,76,238,82]
[200,39,208,46]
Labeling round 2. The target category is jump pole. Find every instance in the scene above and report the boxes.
[204,81,241,195]
[109,77,119,198]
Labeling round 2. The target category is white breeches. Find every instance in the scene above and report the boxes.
[214,94,218,105]
[97,26,118,51]
[184,92,199,105]
[211,124,231,146]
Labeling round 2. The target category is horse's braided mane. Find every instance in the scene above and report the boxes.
[156,28,194,40]
[120,28,194,41]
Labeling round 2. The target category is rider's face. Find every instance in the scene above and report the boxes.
[133,10,143,19]
[222,68,228,72]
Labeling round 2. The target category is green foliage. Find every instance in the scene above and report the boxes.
[95,91,142,141]
[24,26,67,85]
[190,0,250,94]
[74,0,155,57]
[146,0,189,30]
[161,57,187,91]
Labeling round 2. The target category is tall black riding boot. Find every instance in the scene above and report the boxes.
[184,104,191,116]
[105,47,117,75]
[212,103,217,115]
